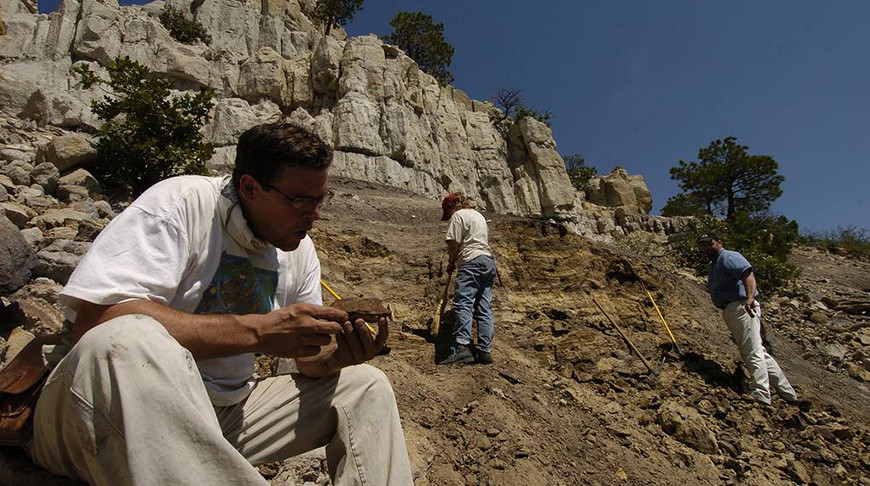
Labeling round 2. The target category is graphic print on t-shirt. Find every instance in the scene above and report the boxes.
[194,252,278,315]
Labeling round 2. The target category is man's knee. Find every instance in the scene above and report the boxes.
[341,364,396,403]
[73,314,184,368]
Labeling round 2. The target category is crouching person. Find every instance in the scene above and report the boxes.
[29,123,413,485]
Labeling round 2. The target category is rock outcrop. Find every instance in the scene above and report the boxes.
[0,0,689,239]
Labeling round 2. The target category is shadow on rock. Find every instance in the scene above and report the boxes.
[681,352,746,393]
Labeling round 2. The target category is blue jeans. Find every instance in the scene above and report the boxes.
[452,255,496,352]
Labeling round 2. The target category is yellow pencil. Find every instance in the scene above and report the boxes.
[320,279,376,335]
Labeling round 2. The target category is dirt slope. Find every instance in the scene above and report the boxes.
[310,179,869,485]
[2,178,867,485]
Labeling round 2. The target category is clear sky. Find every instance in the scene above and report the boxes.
[37,0,870,232]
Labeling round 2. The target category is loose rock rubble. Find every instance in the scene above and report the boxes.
[1,177,869,485]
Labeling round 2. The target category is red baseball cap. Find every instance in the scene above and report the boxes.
[441,193,460,221]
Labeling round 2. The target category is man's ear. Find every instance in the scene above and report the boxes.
[237,174,261,202]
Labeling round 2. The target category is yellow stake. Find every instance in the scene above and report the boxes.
[643,286,683,355]
[646,289,677,343]
[320,280,377,335]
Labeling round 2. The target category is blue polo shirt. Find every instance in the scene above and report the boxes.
[708,249,757,308]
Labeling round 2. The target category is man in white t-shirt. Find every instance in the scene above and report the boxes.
[438,193,497,365]
[29,123,413,485]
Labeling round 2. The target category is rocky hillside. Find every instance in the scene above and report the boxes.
[2,178,869,485]
[2,1,869,484]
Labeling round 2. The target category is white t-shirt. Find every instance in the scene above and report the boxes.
[61,175,322,406]
[445,208,493,266]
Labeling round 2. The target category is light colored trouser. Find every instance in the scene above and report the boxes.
[722,300,798,404]
[29,315,413,485]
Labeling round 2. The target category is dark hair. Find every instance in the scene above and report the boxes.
[232,123,332,190]
[696,232,721,244]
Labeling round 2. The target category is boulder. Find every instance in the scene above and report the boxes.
[4,327,35,363]
[311,35,342,97]
[7,297,64,333]
[657,400,719,454]
[56,168,101,201]
[1,160,33,186]
[599,167,653,214]
[72,0,123,64]
[36,133,97,172]
[0,214,37,295]
[237,47,288,103]
[20,227,44,248]
[31,208,95,231]
[33,239,90,285]
[507,117,575,215]
[204,98,262,146]
[31,162,61,194]
[0,201,35,228]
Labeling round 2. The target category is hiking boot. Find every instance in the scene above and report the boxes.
[476,350,492,365]
[437,344,475,365]
[785,398,812,412]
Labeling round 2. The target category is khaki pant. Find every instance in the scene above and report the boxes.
[722,300,797,405]
[29,315,413,485]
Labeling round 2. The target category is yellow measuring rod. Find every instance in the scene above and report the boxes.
[645,288,684,356]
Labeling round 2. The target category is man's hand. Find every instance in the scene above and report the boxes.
[744,298,756,317]
[324,317,389,370]
[741,269,758,318]
[255,303,346,358]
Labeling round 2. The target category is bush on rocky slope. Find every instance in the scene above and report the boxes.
[159,5,211,45]
[74,57,214,195]
[802,225,870,261]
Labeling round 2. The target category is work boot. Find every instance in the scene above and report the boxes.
[476,350,492,365]
[438,344,475,365]
[785,398,812,412]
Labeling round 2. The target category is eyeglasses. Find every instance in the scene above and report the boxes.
[265,184,334,210]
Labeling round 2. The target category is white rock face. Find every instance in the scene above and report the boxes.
[0,0,686,237]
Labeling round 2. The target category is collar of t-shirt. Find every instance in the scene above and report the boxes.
[218,177,269,251]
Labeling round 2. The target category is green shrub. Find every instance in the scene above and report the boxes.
[514,105,552,127]
[563,154,597,193]
[74,57,215,195]
[159,5,211,45]
[672,214,800,295]
[802,225,870,260]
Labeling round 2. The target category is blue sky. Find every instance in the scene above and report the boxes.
[38,0,869,232]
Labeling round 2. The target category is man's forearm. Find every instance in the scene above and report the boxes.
[73,299,261,360]
[446,240,460,264]
[742,272,757,303]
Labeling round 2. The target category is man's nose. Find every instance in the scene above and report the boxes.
[302,205,321,221]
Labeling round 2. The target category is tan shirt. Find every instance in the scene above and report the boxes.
[445,208,493,266]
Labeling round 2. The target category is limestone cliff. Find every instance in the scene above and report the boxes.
[0,0,690,238]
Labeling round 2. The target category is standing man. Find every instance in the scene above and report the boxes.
[30,123,413,485]
[438,193,497,365]
[697,233,799,405]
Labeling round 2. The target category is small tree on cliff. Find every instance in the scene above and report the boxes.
[382,11,455,85]
[159,5,211,44]
[312,0,364,35]
[74,57,214,196]
[563,153,597,192]
[663,136,784,221]
[489,85,553,132]
[491,86,523,124]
